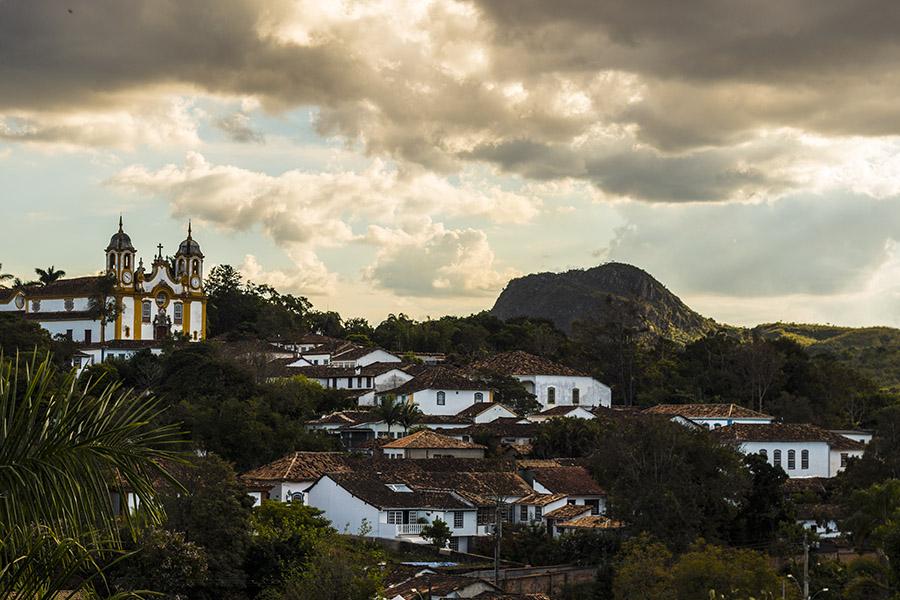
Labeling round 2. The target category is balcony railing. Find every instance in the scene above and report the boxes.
[395,523,426,536]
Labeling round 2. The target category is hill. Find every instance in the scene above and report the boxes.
[489,262,717,343]
[754,322,900,393]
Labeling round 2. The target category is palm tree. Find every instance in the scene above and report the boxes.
[88,272,120,346]
[34,265,66,286]
[0,263,12,284]
[397,402,423,435]
[375,394,402,438]
[0,353,183,598]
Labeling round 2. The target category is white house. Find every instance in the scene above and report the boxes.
[380,367,493,416]
[528,405,598,422]
[830,429,874,445]
[455,402,520,424]
[305,472,480,552]
[239,451,354,506]
[643,403,774,429]
[382,430,487,460]
[712,423,866,478]
[524,466,607,516]
[382,569,502,600]
[469,351,611,410]
[383,571,502,600]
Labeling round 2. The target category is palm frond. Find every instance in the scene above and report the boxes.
[0,352,186,596]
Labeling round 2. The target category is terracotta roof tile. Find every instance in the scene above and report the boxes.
[385,573,499,599]
[386,366,489,395]
[383,430,486,450]
[24,276,105,298]
[240,451,354,483]
[543,504,593,520]
[515,492,568,506]
[711,423,865,451]
[469,351,586,377]
[323,471,472,509]
[528,466,605,496]
[643,403,773,420]
[456,402,518,418]
[557,515,625,530]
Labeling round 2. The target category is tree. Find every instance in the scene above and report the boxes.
[590,417,750,549]
[0,263,12,283]
[613,534,676,600]
[532,418,602,458]
[733,338,784,412]
[34,265,66,285]
[375,394,402,437]
[280,540,384,600]
[421,518,452,550]
[670,541,784,600]
[726,453,791,547]
[160,453,255,600]
[397,402,423,433]
[0,353,183,598]
[0,312,52,355]
[476,370,540,415]
[88,271,120,345]
[110,528,209,599]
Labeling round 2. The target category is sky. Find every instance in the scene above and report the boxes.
[1,0,899,327]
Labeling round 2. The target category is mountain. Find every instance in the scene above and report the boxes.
[754,323,900,393]
[489,262,717,343]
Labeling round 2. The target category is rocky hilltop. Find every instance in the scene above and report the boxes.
[490,262,716,343]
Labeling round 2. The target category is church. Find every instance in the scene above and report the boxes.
[0,218,207,367]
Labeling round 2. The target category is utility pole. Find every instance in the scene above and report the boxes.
[803,533,810,600]
[494,498,503,585]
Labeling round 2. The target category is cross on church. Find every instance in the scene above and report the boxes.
[157,243,164,259]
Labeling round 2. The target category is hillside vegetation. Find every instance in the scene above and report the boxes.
[755,323,900,393]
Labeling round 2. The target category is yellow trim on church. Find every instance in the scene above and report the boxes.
[183,299,191,336]
[114,296,122,340]
[200,300,207,339]
[133,295,142,340]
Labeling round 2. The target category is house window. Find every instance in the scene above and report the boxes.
[572,388,580,404]
[84,329,92,344]
[358,377,363,388]
[173,302,183,325]
[192,260,199,275]
[109,255,116,270]
[773,449,782,468]
[759,449,768,459]
[66,329,73,341]
[535,505,542,520]
[387,510,403,525]
[841,453,849,467]
[801,449,809,470]
[348,377,353,389]
[142,301,151,323]
[787,449,796,470]
[124,326,130,337]
[547,387,556,404]
[454,511,464,529]
[475,392,484,402]
[437,391,446,405]
[124,254,130,269]
[448,537,459,551]
[73,356,82,368]
[520,505,528,522]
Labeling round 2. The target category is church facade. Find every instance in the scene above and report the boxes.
[0,218,207,364]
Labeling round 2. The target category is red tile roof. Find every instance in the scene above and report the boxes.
[323,471,472,509]
[383,430,486,450]
[469,351,586,377]
[528,466,605,496]
[24,276,105,298]
[712,423,866,451]
[386,366,489,395]
[240,451,354,483]
[643,403,773,420]
[557,515,625,530]
[456,402,518,418]
[384,573,500,600]
[543,504,593,520]
[515,492,568,507]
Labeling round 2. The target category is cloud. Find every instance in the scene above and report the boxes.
[0,98,199,150]
[214,112,265,143]
[363,220,517,297]
[238,253,335,295]
[606,193,900,297]
[107,152,531,296]
[6,0,900,202]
